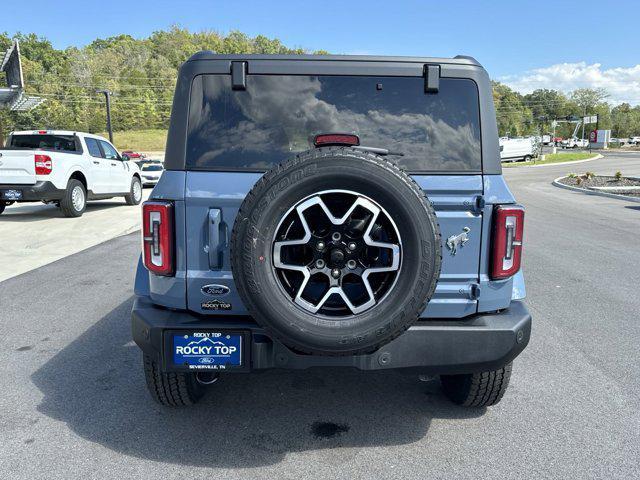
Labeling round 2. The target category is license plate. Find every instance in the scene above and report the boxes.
[172,332,243,370]
[2,189,22,200]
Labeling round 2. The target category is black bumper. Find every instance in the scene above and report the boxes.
[0,181,65,202]
[131,295,531,375]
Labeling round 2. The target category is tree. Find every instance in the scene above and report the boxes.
[492,81,533,137]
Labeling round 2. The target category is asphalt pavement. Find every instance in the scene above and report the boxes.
[0,189,150,282]
[0,151,638,479]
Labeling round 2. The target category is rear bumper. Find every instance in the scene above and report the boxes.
[0,181,64,202]
[132,295,531,374]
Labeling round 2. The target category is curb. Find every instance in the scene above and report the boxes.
[552,176,640,204]
[506,154,602,168]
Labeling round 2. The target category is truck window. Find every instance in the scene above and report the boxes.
[99,140,119,160]
[9,134,79,152]
[85,138,103,158]
[187,75,482,173]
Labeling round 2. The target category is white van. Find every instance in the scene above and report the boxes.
[499,137,535,162]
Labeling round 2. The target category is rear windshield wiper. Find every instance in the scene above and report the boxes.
[353,145,404,156]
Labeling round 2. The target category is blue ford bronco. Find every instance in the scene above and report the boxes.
[132,53,531,407]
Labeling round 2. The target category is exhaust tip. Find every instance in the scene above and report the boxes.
[195,372,219,385]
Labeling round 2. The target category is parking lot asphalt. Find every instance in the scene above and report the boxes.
[0,190,150,282]
[1,152,639,479]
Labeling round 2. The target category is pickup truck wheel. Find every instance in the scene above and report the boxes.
[440,363,512,407]
[60,179,86,217]
[143,355,207,406]
[231,147,442,356]
[125,177,142,205]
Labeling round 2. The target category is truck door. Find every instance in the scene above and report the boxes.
[84,138,110,194]
[98,140,129,193]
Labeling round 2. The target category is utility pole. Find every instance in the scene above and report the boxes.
[96,89,113,143]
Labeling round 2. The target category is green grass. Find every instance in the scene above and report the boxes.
[503,153,597,167]
[97,129,167,152]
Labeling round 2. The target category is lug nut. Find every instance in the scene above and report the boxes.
[347,259,357,270]
[332,232,341,241]
[331,268,341,279]
[315,259,325,269]
[348,242,357,251]
[316,241,325,251]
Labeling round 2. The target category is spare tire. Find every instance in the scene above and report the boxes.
[231,147,441,355]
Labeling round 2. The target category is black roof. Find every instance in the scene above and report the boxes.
[186,52,481,67]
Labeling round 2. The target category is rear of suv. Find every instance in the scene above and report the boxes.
[132,53,531,408]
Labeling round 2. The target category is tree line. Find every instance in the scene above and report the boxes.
[1,28,639,142]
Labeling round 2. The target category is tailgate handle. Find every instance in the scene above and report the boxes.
[208,208,227,269]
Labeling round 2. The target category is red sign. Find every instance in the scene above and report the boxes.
[589,130,597,142]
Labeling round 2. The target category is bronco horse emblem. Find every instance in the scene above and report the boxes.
[446,227,471,255]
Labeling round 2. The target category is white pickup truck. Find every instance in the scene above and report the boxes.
[561,137,589,149]
[0,130,142,217]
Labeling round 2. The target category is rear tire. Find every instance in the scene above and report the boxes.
[0,202,5,215]
[440,363,512,407]
[143,354,208,406]
[60,179,86,217]
[125,176,142,205]
[523,155,532,162]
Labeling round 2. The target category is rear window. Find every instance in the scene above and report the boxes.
[187,74,481,172]
[9,134,79,152]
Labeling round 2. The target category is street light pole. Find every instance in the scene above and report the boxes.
[96,89,113,143]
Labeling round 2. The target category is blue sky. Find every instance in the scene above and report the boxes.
[3,0,640,102]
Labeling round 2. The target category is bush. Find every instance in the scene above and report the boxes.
[567,173,577,178]
[614,171,623,180]
[584,171,596,179]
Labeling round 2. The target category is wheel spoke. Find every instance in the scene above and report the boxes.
[272,190,402,316]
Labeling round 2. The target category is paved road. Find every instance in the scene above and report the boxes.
[0,190,150,282]
[1,153,639,479]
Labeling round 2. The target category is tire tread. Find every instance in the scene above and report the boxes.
[441,363,512,407]
[143,355,203,407]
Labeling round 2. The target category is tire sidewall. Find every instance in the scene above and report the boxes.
[232,149,441,354]
[131,177,142,204]
[65,180,86,216]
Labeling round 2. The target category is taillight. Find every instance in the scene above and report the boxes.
[490,205,524,280]
[142,201,174,276]
[314,133,360,147]
[34,154,52,175]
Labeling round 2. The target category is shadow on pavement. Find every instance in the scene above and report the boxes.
[1,201,129,222]
[32,297,484,468]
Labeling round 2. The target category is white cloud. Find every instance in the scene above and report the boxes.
[499,62,640,105]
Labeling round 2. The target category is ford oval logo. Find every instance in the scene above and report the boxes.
[201,284,230,296]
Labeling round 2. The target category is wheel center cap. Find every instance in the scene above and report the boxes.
[329,248,345,267]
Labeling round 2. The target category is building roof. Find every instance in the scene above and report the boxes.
[0,41,44,111]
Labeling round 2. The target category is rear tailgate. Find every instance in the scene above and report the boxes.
[183,172,483,319]
[0,150,36,184]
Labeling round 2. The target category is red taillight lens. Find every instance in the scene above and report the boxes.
[490,205,525,280]
[34,154,52,175]
[142,201,174,276]
[314,133,360,147]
